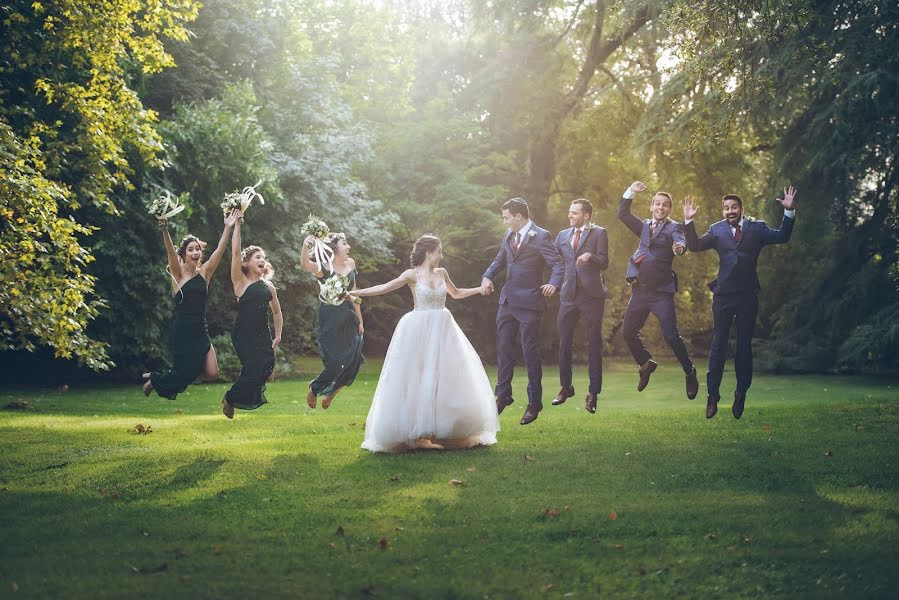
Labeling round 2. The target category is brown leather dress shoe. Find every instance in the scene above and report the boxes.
[732,391,746,419]
[706,395,719,419]
[585,393,597,414]
[637,359,658,391]
[222,398,235,419]
[306,386,317,409]
[685,367,699,400]
[496,396,514,415]
[552,386,575,405]
[520,405,541,425]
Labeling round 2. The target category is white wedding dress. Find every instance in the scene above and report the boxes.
[361,280,499,453]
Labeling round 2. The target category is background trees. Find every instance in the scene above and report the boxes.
[2,0,896,378]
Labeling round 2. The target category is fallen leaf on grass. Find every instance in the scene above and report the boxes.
[465,466,477,472]
[762,423,772,433]
[704,533,717,541]
[542,508,560,517]
[130,563,168,575]
[608,511,618,521]
[4,401,30,410]
[824,450,833,457]
[636,565,647,576]
[389,474,401,482]
[328,542,337,550]
[212,544,223,555]
[378,537,389,549]
[543,584,555,592]
[335,525,345,536]
[449,479,463,487]
[129,424,153,434]
[394,527,405,532]
[175,409,183,414]
[524,454,535,462]
[613,544,625,550]
[256,474,267,480]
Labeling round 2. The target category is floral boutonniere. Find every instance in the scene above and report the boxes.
[585,223,595,231]
[745,216,756,222]
[527,230,537,238]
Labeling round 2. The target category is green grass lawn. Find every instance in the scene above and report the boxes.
[1,360,897,599]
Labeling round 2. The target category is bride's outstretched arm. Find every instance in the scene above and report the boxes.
[439,268,482,300]
[353,269,414,297]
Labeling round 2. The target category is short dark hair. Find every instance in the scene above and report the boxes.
[722,194,743,208]
[653,191,673,207]
[571,198,593,217]
[502,197,529,219]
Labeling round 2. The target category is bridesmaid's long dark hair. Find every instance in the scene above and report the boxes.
[410,235,440,267]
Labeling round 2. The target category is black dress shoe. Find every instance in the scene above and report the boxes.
[552,386,575,405]
[585,393,597,414]
[637,359,657,391]
[706,395,719,419]
[520,405,541,425]
[732,390,746,419]
[496,396,514,415]
[685,367,699,400]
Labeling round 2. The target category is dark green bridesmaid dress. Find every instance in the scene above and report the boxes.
[225,280,275,410]
[310,269,364,396]
[150,274,211,400]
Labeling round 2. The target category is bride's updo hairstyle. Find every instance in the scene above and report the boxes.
[410,235,441,267]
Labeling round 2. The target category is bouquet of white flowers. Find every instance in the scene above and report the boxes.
[221,180,264,218]
[318,273,351,306]
[301,214,334,271]
[148,191,186,220]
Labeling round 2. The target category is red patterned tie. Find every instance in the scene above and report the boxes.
[650,221,658,237]
[734,222,742,242]
[512,232,521,255]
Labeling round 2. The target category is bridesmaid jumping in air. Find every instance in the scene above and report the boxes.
[222,211,283,418]
[142,210,240,399]
[300,232,364,409]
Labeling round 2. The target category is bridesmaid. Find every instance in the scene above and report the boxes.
[222,212,284,418]
[300,232,364,409]
[142,210,239,398]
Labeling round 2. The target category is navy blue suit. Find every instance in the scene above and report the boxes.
[618,196,694,374]
[685,213,795,397]
[554,225,608,395]
[484,224,564,409]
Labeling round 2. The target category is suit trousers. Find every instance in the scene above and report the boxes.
[557,295,604,394]
[495,303,543,409]
[707,292,758,398]
[622,285,694,373]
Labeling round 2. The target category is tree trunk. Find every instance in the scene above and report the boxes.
[525,1,652,223]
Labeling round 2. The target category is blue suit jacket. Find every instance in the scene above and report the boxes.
[553,225,608,302]
[618,196,686,293]
[685,214,795,294]
[483,224,564,311]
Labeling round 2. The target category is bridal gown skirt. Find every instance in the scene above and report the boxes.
[361,307,499,453]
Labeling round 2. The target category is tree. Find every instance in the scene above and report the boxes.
[0,0,199,368]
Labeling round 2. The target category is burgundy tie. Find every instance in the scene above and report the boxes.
[572,228,582,286]
[512,232,521,255]
[572,227,581,249]
[734,223,742,242]
[650,221,658,236]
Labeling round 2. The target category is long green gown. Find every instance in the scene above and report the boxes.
[150,274,211,400]
[310,269,365,396]
[224,280,275,410]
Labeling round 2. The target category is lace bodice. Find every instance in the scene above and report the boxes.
[413,280,447,311]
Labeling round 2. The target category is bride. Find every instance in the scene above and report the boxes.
[352,235,499,453]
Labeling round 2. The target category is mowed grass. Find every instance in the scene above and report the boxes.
[1,359,897,599]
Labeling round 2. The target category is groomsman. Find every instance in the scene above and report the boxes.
[683,186,797,419]
[618,181,698,399]
[552,199,608,414]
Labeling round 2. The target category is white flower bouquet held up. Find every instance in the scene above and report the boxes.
[221,180,264,218]
[301,214,334,271]
[148,191,186,220]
